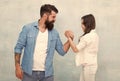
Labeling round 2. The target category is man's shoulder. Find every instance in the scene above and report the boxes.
[20,21,37,32]
[23,21,37,28]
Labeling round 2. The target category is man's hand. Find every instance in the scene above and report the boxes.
[64,30,74,40]
[15,64,23,80]
[15,54,23,80]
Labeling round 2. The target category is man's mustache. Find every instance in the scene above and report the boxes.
[50,20,55,23]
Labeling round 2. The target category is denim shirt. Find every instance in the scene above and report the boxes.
[14,21,66,77]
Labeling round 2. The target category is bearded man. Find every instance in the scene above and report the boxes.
[14,4,73,81]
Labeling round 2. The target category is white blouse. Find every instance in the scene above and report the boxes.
[75,30,99,66]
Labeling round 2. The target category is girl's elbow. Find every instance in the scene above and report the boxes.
[73,49,79,53]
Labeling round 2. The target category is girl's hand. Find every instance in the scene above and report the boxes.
[64,30,74,40]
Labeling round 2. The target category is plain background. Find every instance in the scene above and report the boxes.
[0,0,120,81]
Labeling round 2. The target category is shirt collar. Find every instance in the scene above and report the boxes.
[34,20,39,29]
[90,29,96,33]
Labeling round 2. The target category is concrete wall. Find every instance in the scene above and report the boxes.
[0,0,120,81]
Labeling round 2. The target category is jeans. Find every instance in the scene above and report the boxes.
[22,71,54,81]
[80,65,97,81]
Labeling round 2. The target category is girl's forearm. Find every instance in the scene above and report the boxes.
[68,37,79,53]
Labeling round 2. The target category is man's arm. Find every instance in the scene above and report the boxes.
[63,30,74,52]
[15,53,21,66]
[15,53,23,80]
[64,30,79,53]
[55,30,74,55]
[14,26,28,80]
[63,40,70,53]
[68,37,79,53]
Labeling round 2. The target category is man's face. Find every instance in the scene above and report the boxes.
[47,11,56,23]
[45,11,57,30]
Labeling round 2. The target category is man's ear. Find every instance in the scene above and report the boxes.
[43,13,47,19]
[43,13,49,19]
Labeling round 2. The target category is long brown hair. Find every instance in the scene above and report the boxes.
[81,14,96,36]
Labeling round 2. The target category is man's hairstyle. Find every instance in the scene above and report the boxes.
[40,4,58,17]
[81,14,96,36]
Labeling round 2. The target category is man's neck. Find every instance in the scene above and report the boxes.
[38,18,46,33]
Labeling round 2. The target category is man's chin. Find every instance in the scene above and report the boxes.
[45,24,54,30]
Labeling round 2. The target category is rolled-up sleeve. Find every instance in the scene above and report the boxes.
[55,34,66,56]
[14,26,27,54]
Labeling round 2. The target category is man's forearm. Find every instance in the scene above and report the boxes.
[63,40,70,53]
[15,53,21,67]
[14,53,23,80]
[64,30,74,53]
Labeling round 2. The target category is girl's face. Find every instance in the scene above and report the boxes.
[81,19,86,32]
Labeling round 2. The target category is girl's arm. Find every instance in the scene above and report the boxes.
[68,37,79,53]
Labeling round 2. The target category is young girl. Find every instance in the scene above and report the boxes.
[66,14,99,81]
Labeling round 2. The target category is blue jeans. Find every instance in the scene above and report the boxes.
[22,71,54,81]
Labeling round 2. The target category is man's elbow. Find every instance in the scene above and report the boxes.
[61,51,67,56]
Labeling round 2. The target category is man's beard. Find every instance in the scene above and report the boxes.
[45,20,54,31]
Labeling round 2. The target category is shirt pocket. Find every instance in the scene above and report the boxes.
[26,34,35,46]
[50,37,57,49]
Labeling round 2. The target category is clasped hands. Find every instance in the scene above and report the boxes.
[64,30,74,40]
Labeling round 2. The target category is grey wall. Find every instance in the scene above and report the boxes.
[0,0,120,81]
